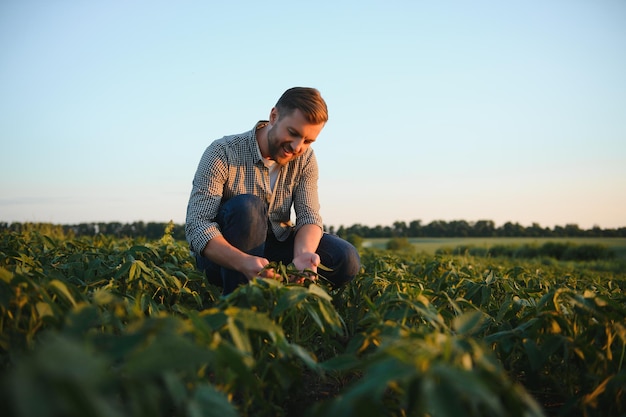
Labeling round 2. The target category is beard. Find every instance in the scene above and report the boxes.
[267,126,296,166]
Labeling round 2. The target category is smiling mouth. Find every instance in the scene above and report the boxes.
[281,145,293,157]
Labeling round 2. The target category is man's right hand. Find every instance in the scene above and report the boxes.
[202,236,275,281]
[203,236,278,282]
[242,255,277,281]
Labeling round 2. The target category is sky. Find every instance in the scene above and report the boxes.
[1,0,625,230]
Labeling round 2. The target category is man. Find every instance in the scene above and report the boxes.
[185,87,360,295]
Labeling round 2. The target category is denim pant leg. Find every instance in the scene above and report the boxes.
[195,194,268,295]
[316,233,361,287]
[264,231,361,288]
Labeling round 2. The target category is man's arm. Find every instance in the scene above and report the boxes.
[291,224,323,273]
[185,143,227,255]
[202,236,274,281]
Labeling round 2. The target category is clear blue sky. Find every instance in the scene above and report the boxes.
[1,0,625,230]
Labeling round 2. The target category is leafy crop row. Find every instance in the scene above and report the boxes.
[1,225,624,417]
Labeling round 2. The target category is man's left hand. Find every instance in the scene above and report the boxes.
[291,252,320,284]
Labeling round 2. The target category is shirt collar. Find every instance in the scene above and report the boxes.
[252,120,269,164]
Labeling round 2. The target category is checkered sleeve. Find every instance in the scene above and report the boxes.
[293,150,323,232]
[185,141,228,255]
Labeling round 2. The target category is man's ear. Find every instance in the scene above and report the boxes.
[269,107,278,124]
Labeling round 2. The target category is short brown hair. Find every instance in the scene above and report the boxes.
[275,87,328,124]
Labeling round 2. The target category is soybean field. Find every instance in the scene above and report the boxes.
[1,225,625,417]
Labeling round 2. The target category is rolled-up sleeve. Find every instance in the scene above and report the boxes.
[185,142,228,255]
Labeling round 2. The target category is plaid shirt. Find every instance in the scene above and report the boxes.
[185,121,323,255]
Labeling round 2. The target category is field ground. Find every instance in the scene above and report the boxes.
[363,237,626,259]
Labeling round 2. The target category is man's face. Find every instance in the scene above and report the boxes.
[266,108,325,165]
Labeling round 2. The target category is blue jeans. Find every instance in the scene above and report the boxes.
[196,194,360,295]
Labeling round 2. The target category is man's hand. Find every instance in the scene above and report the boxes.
[242,255,279,281]
[291,224,323,284]
[291,252,321,284]
[203,236,280,282]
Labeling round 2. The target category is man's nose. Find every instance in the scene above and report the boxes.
[291,137,305,154]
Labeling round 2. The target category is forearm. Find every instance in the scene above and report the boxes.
[289,224,323,278]
[202,235,269,280]
[202,235,244,269]
[293,224,323,258]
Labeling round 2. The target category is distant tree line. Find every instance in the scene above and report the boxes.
[329,220,626,239]
[0,221,186,241]
[1,219,625,240]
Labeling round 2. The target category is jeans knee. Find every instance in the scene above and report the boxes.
[220,194,266,228]
[218,194,268,252]
[344,243,361,278]
[225,194,265,217]
[319,236,361,288]
[238,194,265,211]
[336,243,360,285]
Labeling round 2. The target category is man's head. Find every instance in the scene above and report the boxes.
[274,87,328,124]
[263,87,327,165]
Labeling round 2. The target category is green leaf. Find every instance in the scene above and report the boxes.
[92,289,116,306]
[274,287,308,316]
[430,364,505,415]
[523,338,542,371]
[215,340,255,372]
[480,285,492,306]
[137,259,153,275]
[123,330,213,376]
[227,316,252,354]
[307,283,333,302]
[317,299,343,334]
[286,343,318,370]
[128,244,160,259]
[35,301,53,318]
[227,307,283,336]
[48,279,78,306]
[63,305,101,336]
[452,311,485,336]
[162,372,187,408]
[0,266,13,283]
[115,260,132,280]
[317,262,333,272]
[188,384,239,417]
[304,303,324,331]
[199,309,228,331]
[422,375,468,417]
